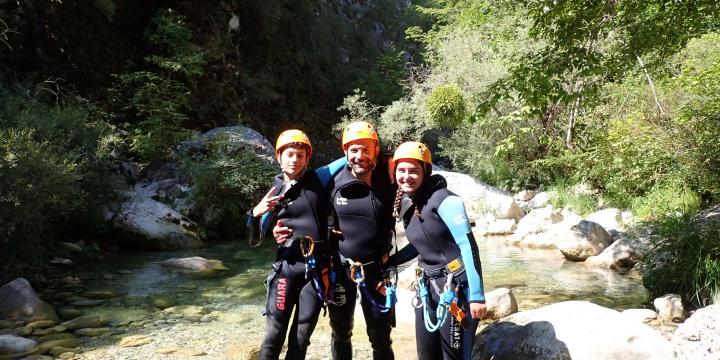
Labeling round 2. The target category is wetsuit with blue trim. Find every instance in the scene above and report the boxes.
[390,174,485,360]
[246,158,346,360]
[328,155,397,360]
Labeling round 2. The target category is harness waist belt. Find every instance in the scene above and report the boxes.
[283,236,328,248]
[338,252,390,268]
[424,257,466,279]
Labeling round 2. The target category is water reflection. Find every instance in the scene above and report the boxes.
[76,234,647,314]
[477,235,648,311]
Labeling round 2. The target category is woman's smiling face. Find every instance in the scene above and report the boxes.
[395,159,424,194]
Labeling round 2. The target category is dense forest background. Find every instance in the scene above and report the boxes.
[1,0,719,306]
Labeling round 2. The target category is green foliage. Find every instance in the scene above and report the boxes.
[0,91,121,275]
[144,9,204,77]
[643,217,720,308]
[630,178,701,222]
[179,136,277,233]
[376,97,432,150]
[546,181,599,217]
[93,0,116,21]
[357,50,409,105]
[109,71,190,162]
[0,18,17,50]
[482,0,720,119]
[425,83,466,126]
[440,107,558,190]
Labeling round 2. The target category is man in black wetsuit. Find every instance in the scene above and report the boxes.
[277,121,397,359]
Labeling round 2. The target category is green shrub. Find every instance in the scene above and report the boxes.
[0,92,121,277]
[547,181,600,216]
[179,135,277,234]
[109,71,191,161]
[425,83,466,126]
[144,9,204,77]
[440,108,556,190]
[643,217,720,308]
[630,178,701,221]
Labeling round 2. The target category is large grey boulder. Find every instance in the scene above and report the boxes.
[434,170,523,221]
[113,197,202,250]
[528,191,550,209]
[671,304,720,360]
[654,294,686,322]
[514,190,535,202]
[186,126,276,163]
[509,206,563,244]
[474,301,673,360]
[483,288,518,321]
[477,218,517,236]
[0,279,58,323]
[621,308,659,324]
[586,208,623,232]
[584,235,648,270]
[112,126,276,244]
[556,220,612,261]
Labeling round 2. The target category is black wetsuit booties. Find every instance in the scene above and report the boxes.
[250,171,331,360]
[393,175,485,360]
[328,158,397,360]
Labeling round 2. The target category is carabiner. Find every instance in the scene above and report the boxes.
[349,261,365,284]
[299,236,315,257]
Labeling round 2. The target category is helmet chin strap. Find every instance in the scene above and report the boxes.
[282,165,307,181]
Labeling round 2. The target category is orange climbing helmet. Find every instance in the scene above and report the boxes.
[391,141,432,173]
[275,129,312,160]
[341,121,379,150]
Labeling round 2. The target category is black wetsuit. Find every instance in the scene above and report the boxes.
[392,175,485,360]
[247,170,331,360]
[328,160,397,360]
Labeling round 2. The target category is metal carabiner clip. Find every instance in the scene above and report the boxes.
[299,236,315,258]
[350,262,365,284]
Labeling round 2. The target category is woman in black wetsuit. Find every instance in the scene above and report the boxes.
[389,141,487,360]
[247,129,345,360]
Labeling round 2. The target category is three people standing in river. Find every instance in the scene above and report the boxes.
[249,123,486,360]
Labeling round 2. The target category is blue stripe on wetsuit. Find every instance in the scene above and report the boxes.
[316,157,347,188]
[256,157,347,237]
[437,195,485,302]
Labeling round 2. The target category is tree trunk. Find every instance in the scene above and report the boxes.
[566,95,581,149]
[637,55,665,115]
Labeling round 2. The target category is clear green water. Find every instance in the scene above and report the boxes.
[70,234,648,316]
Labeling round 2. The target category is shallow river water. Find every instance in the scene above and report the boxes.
[47,231,649,359]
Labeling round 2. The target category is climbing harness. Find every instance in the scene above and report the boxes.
[347,258,397,313]
[413,266,467,332]
[299,236,335,302]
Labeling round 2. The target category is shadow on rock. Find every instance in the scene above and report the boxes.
[473,320,570,360]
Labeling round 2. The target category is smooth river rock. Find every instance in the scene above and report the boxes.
[671,304,720,360]
[473,301,673,360]
[0,279,59,323]
[60,315,105,330]
[0,334,38,355]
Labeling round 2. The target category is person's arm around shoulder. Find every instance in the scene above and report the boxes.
[436,195,487,319]
[315,157,348,187]
[388,243,419,267]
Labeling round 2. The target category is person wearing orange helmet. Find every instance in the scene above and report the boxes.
[248,129,346,360]
[274,121,398,359]
[388,141,486,360]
